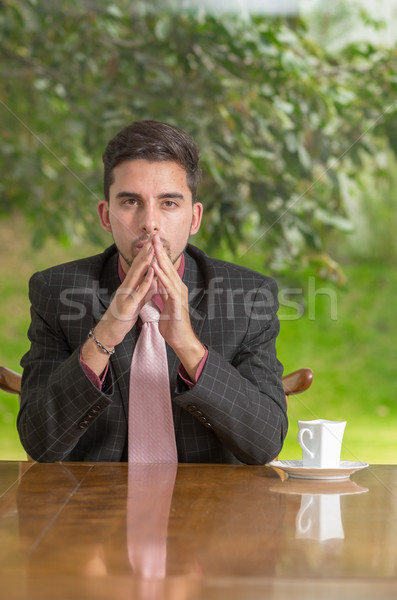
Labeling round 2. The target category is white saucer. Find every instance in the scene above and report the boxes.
[267,460,369,481]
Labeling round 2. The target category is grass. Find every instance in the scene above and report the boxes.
[276,264,397,464]
[1,216,396,463]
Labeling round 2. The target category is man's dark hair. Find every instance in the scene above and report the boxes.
[102,120,201,202]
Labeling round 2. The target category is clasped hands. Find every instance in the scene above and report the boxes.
[83,234,205,381]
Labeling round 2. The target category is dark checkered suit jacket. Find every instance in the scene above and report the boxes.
[18,244,287,463]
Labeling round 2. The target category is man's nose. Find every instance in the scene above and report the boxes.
[141,204,159,234]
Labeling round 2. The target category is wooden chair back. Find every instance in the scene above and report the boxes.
[282,368,313,398]
[0,366,21,395]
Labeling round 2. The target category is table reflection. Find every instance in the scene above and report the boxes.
[127,463,177,579]
[269,478,368,542]
[297,493,344,540]
[14,464,287,582]
[1,462,396,600]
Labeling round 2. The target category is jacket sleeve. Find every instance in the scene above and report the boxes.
[17,271,113,462]
[172,278,287,465]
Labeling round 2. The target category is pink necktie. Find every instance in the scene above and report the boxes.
[128,301,178,463]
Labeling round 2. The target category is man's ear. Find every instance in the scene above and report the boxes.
[97,200,112,233]
[190,201,203,236]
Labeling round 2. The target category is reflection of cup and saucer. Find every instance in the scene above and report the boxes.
[296,493,344,541]
[269,478,368,496]
[269,479,368,542]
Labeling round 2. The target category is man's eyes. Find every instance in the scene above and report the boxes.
[121,198,178,207]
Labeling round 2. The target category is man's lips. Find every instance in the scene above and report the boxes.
[134,240,166,252]
[133,238,152,251]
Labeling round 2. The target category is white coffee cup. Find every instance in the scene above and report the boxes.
[297,419,347,468]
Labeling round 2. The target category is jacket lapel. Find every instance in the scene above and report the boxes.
[95,248,136,422]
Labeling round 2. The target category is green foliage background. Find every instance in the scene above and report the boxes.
[1,0,397,277]
[0,1,396,462]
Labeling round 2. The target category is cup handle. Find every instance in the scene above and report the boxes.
[297,496,314,534]
[298,428,315,459]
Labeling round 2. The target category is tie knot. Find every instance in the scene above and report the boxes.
[139,301,160,323]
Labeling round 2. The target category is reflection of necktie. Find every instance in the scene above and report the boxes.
[127,463,177,579]
[128,301,178,463]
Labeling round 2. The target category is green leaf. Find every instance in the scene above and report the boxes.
[314,209,354,232]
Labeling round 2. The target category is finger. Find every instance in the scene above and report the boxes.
[113,265,154,314]
[152,260,174,293]
[152,235,175,273]
[157,279,169,299]
[122,243,154,290]
[135,265,155,300]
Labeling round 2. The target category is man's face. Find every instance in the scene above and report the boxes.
[98,159,203,273]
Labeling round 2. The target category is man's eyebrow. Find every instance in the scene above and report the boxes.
[116,191,142,199]
[158,192,185,201]
[115,191,185,201]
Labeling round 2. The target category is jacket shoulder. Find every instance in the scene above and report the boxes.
[185,244,277,290]
[31,245,118,285]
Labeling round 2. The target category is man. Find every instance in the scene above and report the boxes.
[18,120,287,463]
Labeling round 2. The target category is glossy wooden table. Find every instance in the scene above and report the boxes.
[0,462,396,599]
